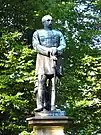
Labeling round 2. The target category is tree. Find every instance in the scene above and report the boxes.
[0,0,101,134]
[54,0,101,134]
[0,32,36,135]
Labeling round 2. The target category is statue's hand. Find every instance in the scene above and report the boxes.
[50,47,57,56]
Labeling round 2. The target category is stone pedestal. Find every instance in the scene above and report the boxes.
[26,116,73,135]
[36,126,64,135]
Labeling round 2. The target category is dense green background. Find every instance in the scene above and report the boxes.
[0,0,101,134]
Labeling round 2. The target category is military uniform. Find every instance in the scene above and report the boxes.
[32,28,66,111]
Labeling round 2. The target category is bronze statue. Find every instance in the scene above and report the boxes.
[32,15,66,112]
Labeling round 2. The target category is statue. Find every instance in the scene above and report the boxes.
[32,15,66,112]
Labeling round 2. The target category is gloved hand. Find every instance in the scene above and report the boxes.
[49,47,58,56]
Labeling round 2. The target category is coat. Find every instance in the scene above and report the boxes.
[32,29,66,75]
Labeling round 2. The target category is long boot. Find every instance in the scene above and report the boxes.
[44,79,51,111]
[34,89,44,112]
[34,74,46,112]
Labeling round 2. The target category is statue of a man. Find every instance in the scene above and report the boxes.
[32,15,66,112]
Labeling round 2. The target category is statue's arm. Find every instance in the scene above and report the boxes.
[57,32,66,55]
[32,31,50,56]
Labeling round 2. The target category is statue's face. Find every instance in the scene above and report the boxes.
[43,18,53,29]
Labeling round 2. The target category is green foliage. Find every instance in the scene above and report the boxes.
[19,128,36,135]
[0,0,101,135]
[19,130,36,135]
[0,32,36,135]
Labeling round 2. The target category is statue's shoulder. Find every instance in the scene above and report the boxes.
[35,29,46,35]
[33,29,45,36]
[36,29,45,33]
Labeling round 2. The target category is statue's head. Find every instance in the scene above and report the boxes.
[42,15,53,29]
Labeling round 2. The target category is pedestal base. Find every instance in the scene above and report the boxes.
[36,126,64,135]
[27,116,73,135]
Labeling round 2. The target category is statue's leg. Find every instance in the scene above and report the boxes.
[44,74,56,111]
[34,74,47,112]
[44,77,52,111]
[51,76,56,111]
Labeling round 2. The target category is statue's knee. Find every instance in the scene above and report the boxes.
[38,74,46,85]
